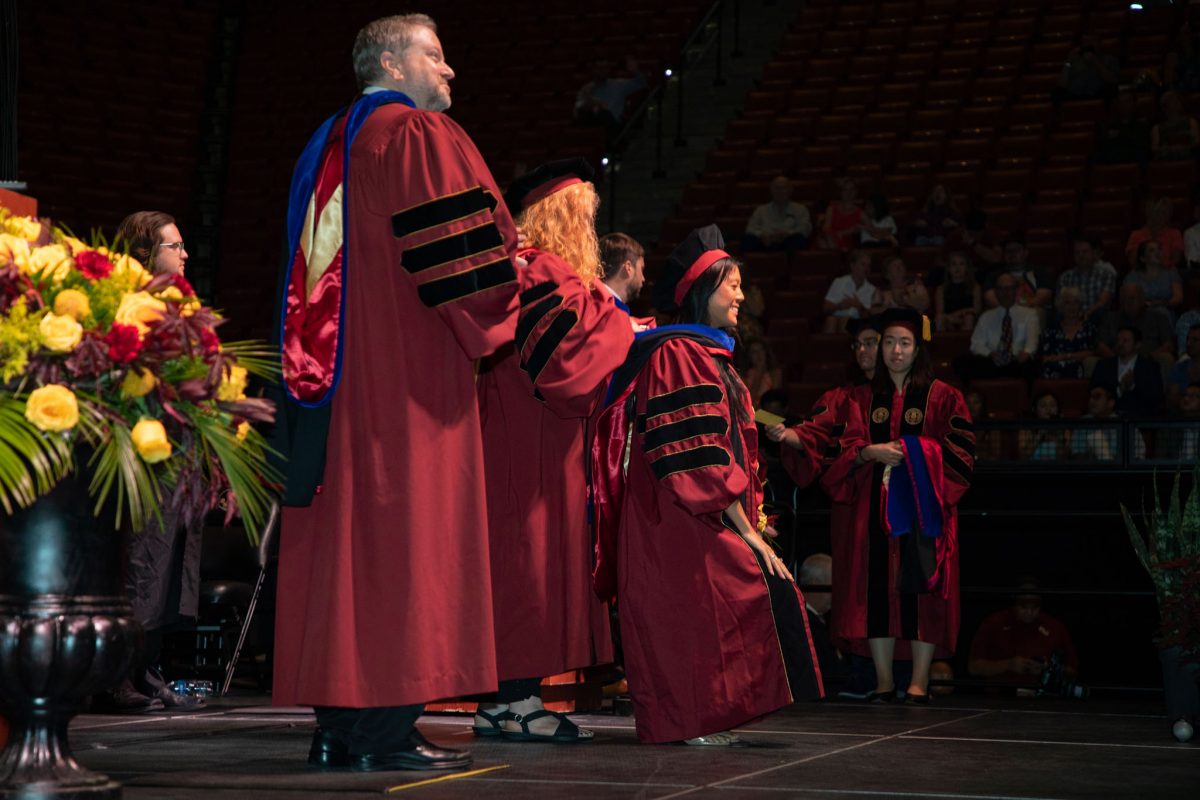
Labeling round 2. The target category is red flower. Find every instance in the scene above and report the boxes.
[170,274,196,297]
[199,327,220,357]
[103,323,142,363]
[75,250,114,280]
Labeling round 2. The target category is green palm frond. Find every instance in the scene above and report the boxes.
[75,402,162,532]
[220,340,281,380]
[186,409,281,544]
[0,398,74,515]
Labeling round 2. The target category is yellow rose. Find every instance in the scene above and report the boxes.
[110,253,151,288]
[121,368,157,398]
[114,291,167,336]
[38,312,83,352]
[24,384,79,432]
[28,244,72,283]
[130,418,172,463]
[53,288,91,321]
[157,286,184,302]
[218,365,248,402]
[0,233,31,272]
[61,236,89,255]
[1,214,41,241]
[236,421,251,441]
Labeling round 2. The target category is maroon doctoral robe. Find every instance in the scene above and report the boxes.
[274,104,518,708]
[593,335,823,743]
[477,248,633,681]
[819,380,974,659]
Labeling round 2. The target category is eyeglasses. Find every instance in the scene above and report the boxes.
[158,242,186,252]
[851,337,880,351]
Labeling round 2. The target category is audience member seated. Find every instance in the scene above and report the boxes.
[965,390,1003,461]
[573,56,647,137]
[984,237,1054,316]
[1057,234,1117,324]
[1125,241,1184,321]
[960,206,1003,268]
[740,337,784,408]
[911,184,959,247]
[1055,36,1119,101]
[737,280,767,339]
[1039,287,1097,380]
[1070,384,1145,459]
[873,255,931,315]
[1152,91,1200,161]
[1097,283,1176,377]
[798,554,846,690]
[1125,196,1185,271]
[819,178,865,251]
[1092,88,1151,165]
[956,272,1040,384]
[1091,326,1165,417]
[1161,383,1200,461]
[1167,323,1200,409]
[858,194,898,248]
[822,249,877,333]
[935,251,981,332]
[1018,392,1068,461]
[967,580,1079,691]
[1164,24,1200,92]
[1184,200,1200,271]
[1178,303,1200,353]
[743,176,812,254]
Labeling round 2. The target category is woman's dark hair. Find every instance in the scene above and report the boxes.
[674,257,751,423]
[867,194,890,221]
[1031,391,1061,418]
[1135,239,1157,271]
[870,325,935,395]
[116,210,175,270]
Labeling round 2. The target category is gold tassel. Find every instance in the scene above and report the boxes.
[922,315,932,342]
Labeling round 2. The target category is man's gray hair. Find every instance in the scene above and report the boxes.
[352,14,437,89]
[799,553,832,590]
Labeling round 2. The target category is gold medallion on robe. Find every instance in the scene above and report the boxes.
[904,408,924,426]
[872,407,889,424]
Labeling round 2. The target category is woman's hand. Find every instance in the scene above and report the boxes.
[742,529,793,581]
[862,441,905,466]
[764,423,801,449]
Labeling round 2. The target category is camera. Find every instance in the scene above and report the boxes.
[1037,652,1088,699]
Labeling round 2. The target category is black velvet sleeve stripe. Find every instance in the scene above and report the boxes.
[515,293,563,352]
[416,257,515,308]
[392,186,497,238]
[830,422,847,437]
[520,280,557,306]
[945,432,976,458]
[642,414,727,452]
[649,444,731,480]
[950,414,975,433]
[521,308,578,384]
[805,404,829,421]
[824,443,843,459]
[645,384,724,419]
[402,222,504,274]
[942,448,973,485]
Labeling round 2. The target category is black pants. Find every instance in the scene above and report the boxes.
[313,705,424,755]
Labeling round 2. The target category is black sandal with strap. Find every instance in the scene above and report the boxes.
[471,707,514,737]
[500,709,593,743]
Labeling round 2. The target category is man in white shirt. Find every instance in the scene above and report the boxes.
[955,272,1040,383]
[822,250,877,333]
[744,176,813,254]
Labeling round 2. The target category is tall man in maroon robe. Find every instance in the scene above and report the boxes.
[472,161,634,742]
[273,14,518,772]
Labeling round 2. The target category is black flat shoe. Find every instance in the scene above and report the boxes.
[905,692,931,705]
[308,727,352,769]
[352,729,473,772]
[867,689,896,704]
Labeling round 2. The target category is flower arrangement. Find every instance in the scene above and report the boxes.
[1120,468,1200,663]
[0,207,278,540]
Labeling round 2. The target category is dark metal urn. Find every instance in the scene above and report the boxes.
[0,470,139,799]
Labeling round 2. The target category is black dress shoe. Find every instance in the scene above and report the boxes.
[866,689,896,704]
[352,729,473,772]
[905,691,931,705]
[308,727,352,769]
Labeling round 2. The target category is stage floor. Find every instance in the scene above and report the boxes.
[69,696,1197,799]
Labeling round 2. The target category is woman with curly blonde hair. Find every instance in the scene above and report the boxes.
[474,159,634,743]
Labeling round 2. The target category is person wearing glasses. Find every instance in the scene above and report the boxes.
[107,210,204,713]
